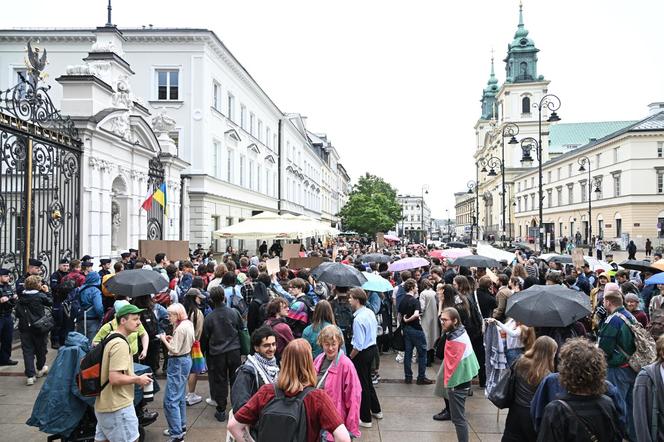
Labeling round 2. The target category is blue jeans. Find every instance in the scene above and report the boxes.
[164,355,192,438]
[607,366,636,441]
[403,325,427,380]
[505,348,523,367]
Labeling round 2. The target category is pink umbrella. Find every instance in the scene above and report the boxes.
[383,234,400,242]
[429,248,473,260]
[388,257,430,272]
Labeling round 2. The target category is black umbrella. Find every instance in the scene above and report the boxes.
[446,242,468,249]
[360,253,391,264]
[451,255,500,268]
[311,262,367,287]
[619,260,662,274]
[542,254,573,264]
[505,285,591,327]
[104,269,169,298]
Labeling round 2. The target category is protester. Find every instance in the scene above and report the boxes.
[93,304,153,442]
[491,274,512,321]
[286,277,314,338]
[486,317,535,366]
[330,286,355,355]
[264,297,295,360]
[0,269,18,366]
[598,290,638,441]
[314,325,362,440]
[501,336,557,442]
[419,278,440,367]
[131,294,162,374]
[201,286,243,422]
[624,293,649,328]
[348,287,382,428]
[399,278,434,384]
[537,337,623,441]
[433,307,479,442]
[303,300,337,358]
[93,300,148,360]
[160,303,195,441]
[228,339,351,442]
[76,270,104,342]
[231,325,280,413]
[475,276,497,318]
[454,275,486,387]
[633,335,664,442]
[183,289,205,406]
[15,275,53,385]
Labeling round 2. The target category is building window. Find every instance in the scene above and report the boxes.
[517,198,521,212]
[596,153,601,169]
[658,171,664,193]
[547,171,552,184]
[517,182,521,192]
[568,164,573,177]
[580,182,587,202]
[240,105,247,130]
[266,127,271,148]
[257,164,262,192]
[248,159,255,190]
[212,81,221,110]
[156,69,179,100]
[547,189,553,208]
[568,185,574,204]
[616,218,622,238]
[521,96,531,114]
[531,194,536,210]
[226,148,234,182]
[249,113,255,135]
[530,177,534,188]
[212,140,221,177]
[557,188,562,206]
[557,168,561,180]
[14,68,27,98]
[239,155,246,187]
[257,120,263,142]
[613,147,619,163]
[227,93,235,121]
[613,174,621,197]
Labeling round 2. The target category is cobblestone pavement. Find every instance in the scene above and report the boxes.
[0,344,507,441]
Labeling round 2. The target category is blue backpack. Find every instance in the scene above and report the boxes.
[62,286,83,320]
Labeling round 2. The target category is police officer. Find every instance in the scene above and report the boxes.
[0,269,18,366]
[120,251,131,269]
[49,259,70,350]
[98,259,112,277]
[16,258,47,297]
[128,248,138,270]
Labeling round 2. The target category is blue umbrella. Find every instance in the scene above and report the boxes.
[362,272,394,292]
[644,272,664,285]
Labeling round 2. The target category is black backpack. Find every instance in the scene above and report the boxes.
[333,300,354,344]
[255,386,313,442]
[77,333,128,397]
[140,309,160,339]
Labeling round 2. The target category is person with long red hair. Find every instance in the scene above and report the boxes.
[228,339,351,442]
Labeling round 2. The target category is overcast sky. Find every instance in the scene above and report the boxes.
[3,0,663,219]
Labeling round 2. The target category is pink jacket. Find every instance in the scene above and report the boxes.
[313,351,362,440]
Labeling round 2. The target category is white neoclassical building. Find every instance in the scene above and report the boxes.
[0,24,351,254]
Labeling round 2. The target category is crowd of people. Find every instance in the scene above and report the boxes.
[3,238,664,441]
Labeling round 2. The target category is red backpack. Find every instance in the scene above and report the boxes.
[77,333,128,397]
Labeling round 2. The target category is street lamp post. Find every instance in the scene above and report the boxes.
[520,94,561,252]
[467,180,477,243]
[501,123,520,245]
[482,155,506,247]
[577,156,603,256]
[475,158,487,242]
[420,185,429,244]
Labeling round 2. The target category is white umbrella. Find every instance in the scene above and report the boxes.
[477,242,516,264]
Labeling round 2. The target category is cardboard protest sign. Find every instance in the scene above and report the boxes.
[266,257,281,275]
[139,240,190,262]
[287,257,326,269]
[486,268,499,284]
[376,232,385,248]
[572,248,585,269]
[332,246,338,262]
[283,244,301,260]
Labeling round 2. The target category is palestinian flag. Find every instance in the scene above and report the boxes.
[443,330,479,388]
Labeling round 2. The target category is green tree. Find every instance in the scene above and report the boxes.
[338,173,401,235]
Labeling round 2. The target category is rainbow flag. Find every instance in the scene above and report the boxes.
[190,340,207,374]
[443,329,479,388]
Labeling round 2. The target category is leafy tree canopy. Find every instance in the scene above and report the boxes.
[338,173,401,236]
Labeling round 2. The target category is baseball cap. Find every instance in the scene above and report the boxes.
[115,304,145,319]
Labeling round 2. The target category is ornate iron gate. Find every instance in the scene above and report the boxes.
[0,42,82,279]
[146,155,164,240]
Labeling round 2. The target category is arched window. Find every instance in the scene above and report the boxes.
[522,96,531,114]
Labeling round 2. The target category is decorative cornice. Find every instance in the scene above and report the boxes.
[88,156,114,173]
